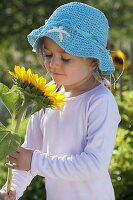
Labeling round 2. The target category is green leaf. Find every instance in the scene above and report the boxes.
[31,87,38,93]
[0,82,23,118]
[0,122,21,161]
[31,100,44,115]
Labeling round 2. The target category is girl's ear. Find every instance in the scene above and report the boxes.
[90,58,98,70]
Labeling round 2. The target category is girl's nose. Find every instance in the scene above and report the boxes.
[50,56,60,69]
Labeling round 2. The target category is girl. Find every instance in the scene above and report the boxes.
[0,2,121,200]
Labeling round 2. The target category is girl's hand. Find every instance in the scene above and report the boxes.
[0,188,16,200]
[6,147,33,171]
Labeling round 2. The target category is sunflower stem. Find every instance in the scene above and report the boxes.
[6,167,12,193]
[6,96,32,193]
[14,97,31,133]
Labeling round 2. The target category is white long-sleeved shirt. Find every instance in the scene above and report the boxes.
[9,84,121,200]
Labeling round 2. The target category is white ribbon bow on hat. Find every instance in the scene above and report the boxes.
[48,26,71,42]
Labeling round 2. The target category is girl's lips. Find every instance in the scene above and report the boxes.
[51,72,64,75]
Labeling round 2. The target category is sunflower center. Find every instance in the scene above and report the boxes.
[114,57,124,65]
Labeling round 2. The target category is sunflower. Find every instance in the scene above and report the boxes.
[110,50,129,70]
[9,66,66,110]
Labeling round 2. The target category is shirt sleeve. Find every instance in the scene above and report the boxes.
[30,94,121,181]
[3,109,44,199]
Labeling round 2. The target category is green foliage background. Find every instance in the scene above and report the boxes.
[0,0,133,200]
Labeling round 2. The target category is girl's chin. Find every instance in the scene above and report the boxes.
[51,76,64,85]
[52,78,63,85]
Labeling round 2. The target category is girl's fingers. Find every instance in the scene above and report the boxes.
[0,188,16,200]
[9,189,16,200]
[6,156,17,165]
[0,189,10,200]
[9,151,19,159]
[6,162,18,170]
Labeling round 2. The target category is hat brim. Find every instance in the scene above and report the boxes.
[27,24,115,75]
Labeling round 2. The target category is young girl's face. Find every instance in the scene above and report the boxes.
[43,37,97,87]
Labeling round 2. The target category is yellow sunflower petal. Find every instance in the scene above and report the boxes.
[111,50,129,70]
[53,104,62,110]
[8,71,16,78]
[20,67,27,82]
[9,66,66,110]
[46,84,56,90]
[14,65,21,74]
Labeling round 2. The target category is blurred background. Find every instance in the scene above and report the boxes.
[0,0,133,199]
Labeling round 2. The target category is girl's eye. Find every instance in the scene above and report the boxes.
[44,54,71,62]
[61,58,71,62]
[45,54,52,58]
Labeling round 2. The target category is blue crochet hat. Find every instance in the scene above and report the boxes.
[27,2,115,75]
